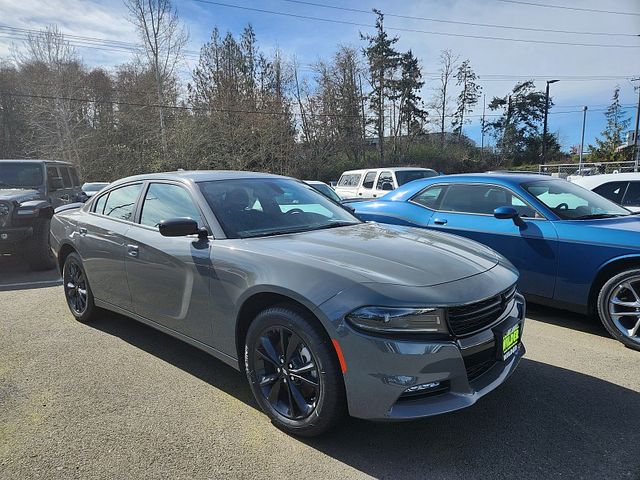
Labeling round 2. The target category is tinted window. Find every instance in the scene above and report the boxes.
[309,183,341,202]
[412,185,446,209]
[362,171,377,189]
[338,174,362,187]
[376,171,393,190]
[60,167,72,188]
[593,181,627,204]
[199,178,359,238]
[395,169,438,186]
[102,184,142,221]
[140,183,203,229]
[94,193,108,214]
[47,166,59,188]
[622,181,640,207]
[0,162,43,188]
[70,168,80,186]
[440,184,537,218]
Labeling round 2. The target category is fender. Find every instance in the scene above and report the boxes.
[15,200,54,219]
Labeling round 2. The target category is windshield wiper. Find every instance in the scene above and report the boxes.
[573,213,626,220]
[242,221,360,238]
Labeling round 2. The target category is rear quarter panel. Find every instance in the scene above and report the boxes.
[354,200,434,227]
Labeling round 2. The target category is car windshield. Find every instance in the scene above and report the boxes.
[395,169,437,186]
[0,162,43,188]
[199,178,360,238]
[522,180,630,220]
[309,183,341,202]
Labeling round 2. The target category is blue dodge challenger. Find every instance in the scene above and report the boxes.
[352,173,640,351]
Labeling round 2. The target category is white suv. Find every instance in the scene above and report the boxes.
[334,167,438,200]
[568,173,640,212]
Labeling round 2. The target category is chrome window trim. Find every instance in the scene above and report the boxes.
[408,182,548,221]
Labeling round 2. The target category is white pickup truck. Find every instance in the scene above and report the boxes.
[334,167,438,200]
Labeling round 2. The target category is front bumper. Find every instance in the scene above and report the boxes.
[0,227,33,252]
[330,293,526,420]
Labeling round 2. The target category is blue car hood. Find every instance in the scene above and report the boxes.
[555,215,640,246]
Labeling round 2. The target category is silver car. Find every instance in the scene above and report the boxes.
[50,171,525,436]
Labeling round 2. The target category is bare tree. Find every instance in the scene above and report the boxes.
[125,0,188,153]
[432,49,458,147]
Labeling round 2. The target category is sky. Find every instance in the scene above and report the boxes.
[1,0,639,153]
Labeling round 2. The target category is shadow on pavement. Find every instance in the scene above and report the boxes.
[526,303,609,338]
[0,256,61,291]
[89,309,640,480]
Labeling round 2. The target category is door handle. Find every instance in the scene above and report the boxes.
[78,227,87,236]
[127,244,139,257]
[373,194,377,198]
[358,192,363,196]
[433,218,448,225]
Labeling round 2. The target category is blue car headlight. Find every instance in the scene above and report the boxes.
[346,306,448,334]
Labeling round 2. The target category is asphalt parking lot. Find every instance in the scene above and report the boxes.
[1,255,639,480]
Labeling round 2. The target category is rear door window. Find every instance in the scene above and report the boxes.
[593,181,627,204]
[102,184,143,221]
[622,181,640,207]
[69,168,80,186]
[376,171,393,190]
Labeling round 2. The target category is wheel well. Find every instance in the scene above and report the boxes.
[235,292,321,370]
[57,243,77,274]
[588,257,640,315]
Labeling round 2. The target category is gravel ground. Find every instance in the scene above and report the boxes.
[1,257,639,480]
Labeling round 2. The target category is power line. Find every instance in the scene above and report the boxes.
[190,0,640,48]
[280,0,640,37]
[495,0,640,17]
[1,89,630,120]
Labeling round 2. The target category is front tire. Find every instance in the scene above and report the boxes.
[244,304,346,436]
[24,218,56,271]
[597,269,640,351]
[63,252,98,323]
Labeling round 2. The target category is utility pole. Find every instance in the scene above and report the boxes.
[579,106,588,173]
[480,94,486,160]
[633,77,640,172]
[542,79,559,165]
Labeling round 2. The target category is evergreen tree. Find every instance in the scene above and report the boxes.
[396,50,427,137]
[452,59,481,139]
[589,86,631,161]
[361,9,400,165]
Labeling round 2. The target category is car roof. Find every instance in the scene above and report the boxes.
[109,170,289,186]
[340,167,436,175]
[0,159,74,166]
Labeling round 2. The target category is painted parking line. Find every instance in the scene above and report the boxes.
[0,279,62,289]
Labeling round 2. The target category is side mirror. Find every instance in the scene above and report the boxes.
[381,182,394,191]
[159,218,206,238]
[494,206,526,228]
[50,177,64,191]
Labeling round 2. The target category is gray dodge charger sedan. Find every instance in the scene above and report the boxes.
[50,171,525,436]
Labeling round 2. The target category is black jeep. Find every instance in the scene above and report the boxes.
[0,160,83,270]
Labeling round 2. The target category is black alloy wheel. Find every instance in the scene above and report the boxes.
[244,305,346,436]
[253,326,320,420]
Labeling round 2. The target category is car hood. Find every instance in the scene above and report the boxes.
[0,188,41,203]
[554,215,640,246]
[250,222,501,287]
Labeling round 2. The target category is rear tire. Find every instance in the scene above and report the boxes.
[63,252,98,323]
[244,304,346,436]
[597,269,640,352]
[24,218,56,271]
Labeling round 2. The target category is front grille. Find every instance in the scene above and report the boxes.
[447,285,517,337]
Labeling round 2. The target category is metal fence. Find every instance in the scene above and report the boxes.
[537,161,638,178]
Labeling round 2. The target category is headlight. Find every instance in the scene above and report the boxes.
[346,306,448,334]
